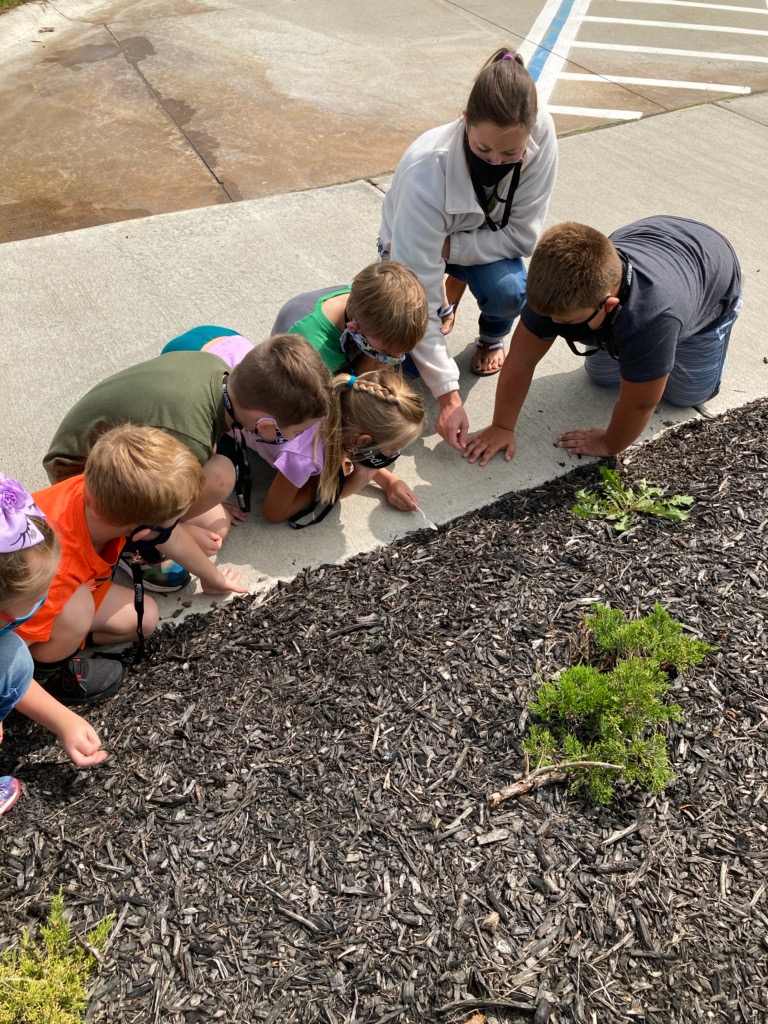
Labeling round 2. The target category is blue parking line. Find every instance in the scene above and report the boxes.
[528,0,578,82]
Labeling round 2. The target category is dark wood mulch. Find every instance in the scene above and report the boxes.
[1,400,767,1024]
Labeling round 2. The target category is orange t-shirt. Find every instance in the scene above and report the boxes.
[17,476,125,645]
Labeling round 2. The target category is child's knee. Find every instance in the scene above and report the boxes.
[203,454,236,503]
[142,596,160,636]
[54,585,96,644]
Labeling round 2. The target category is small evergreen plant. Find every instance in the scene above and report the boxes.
[573,465,693,532]
[0,889,113,1024]
[522,604,713,803]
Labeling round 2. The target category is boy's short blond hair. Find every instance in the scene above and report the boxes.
[526,222,623,316]
[228,333,331,424]
[84,424,206,525]
[347,263,428,354]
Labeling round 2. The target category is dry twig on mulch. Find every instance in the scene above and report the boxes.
[1,399,767,1024]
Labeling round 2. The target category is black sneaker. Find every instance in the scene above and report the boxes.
[36,657,123,705]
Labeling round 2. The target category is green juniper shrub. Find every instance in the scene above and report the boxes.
[522,603,713,804]
[0,889,113,1024]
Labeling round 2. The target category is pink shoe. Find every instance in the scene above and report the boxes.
[0,775,21,817]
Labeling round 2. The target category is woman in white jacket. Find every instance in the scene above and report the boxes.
[378,48,558,450]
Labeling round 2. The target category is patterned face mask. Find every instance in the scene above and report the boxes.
[339,327,405,368]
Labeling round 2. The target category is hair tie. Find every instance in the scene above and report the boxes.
[502,53,516,60]
[0,473,46,553]
[347,375,357,388]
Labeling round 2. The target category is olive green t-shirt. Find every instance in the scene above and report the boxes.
[43,351,229,482]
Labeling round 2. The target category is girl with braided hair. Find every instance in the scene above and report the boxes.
[263,369,426,528]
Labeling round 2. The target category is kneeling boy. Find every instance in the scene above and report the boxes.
[465,216,741,464]
[19,425,211,703]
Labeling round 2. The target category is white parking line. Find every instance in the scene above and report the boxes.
[571,41,768,61]
[559,72,751,92]
[618,0,768,13]
[547,104,644,117]
[584,15,768,34]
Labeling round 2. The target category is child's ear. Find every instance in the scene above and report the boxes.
[129,527,152,542]
[356,433,373,446]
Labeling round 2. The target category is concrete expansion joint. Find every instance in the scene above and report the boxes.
[102,23,234,203]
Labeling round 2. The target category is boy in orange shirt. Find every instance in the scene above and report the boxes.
[18,425,219,704]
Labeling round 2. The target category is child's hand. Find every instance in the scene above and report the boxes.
[200,565,249,596]
[557,427,611,457]
[223,500,247,525]
[385,478,418,512]
[57,715,108,767]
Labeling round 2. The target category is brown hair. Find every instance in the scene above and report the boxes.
[317,371,425,504]
[0,518,60,611]
[526,222,623,316]
[347,263,429,355]
[83,424,206,525]
[228,333,332,424]
[465,48,538,131]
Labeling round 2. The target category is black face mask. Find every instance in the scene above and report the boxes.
[464,135,520,189]
[128,519,180,546]
[349,446,401,470]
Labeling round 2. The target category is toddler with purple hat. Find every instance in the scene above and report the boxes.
[0,473,107,818]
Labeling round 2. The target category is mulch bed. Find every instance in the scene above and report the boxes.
[1,399,767,1024]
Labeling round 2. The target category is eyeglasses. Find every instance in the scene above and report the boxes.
[249,417,292,445]
[340,327,405,368]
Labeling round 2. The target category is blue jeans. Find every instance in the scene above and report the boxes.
[445,258,527,341]
[585,299,742,406]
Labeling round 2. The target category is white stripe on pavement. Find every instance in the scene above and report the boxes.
[570,41,768,61]
[584,15,768,34]
[559,72,751,92]
[547,105,644,118]
[618,0,768,13]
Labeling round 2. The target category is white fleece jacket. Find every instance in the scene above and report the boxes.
[379,113,558,398]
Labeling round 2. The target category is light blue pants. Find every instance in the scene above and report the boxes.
[445,258,527,341]
[585,300,742,406]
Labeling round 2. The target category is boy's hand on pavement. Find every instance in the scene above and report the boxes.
[200,565,249,596]
[463,425,516,466]
[58,717,109,767]
[558,428,611,457]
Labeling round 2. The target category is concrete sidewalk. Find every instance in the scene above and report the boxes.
[2,90,767,619]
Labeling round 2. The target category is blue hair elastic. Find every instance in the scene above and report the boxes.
[347,375,356,388]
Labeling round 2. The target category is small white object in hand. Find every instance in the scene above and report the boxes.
[415,505,438,531]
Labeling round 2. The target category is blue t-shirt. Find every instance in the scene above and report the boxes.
[0,631,34,721]
[521,216,741,383]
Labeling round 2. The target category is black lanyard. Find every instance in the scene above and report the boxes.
[468,161,522,233]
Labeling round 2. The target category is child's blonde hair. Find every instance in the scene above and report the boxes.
[347,263,429,355]
[317,370,425,503]
[466,48,538,131]
[0,519,59,610]
[526,222,623,316]
[229,333,332,424]
[83,424,206,526]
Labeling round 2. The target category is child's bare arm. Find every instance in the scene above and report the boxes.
[262,472,319,523]
[558,375,668,456]
[371,469,418,511]
[158,523,248,595]
[14,680,108,767]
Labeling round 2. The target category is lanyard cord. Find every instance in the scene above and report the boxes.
[468,160,522,232]
[127,552,145,663]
